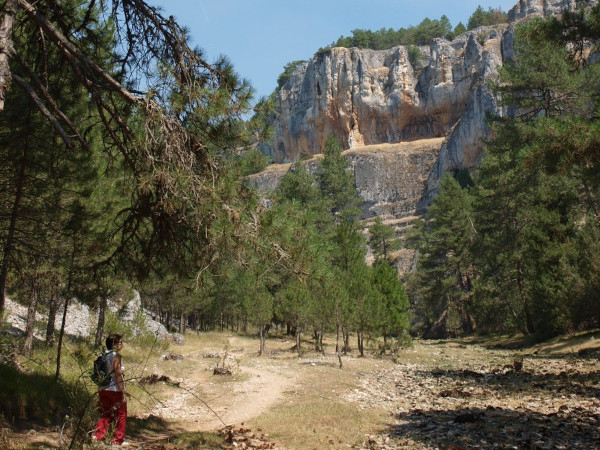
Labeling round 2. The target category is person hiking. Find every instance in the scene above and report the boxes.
[93,333,129,446]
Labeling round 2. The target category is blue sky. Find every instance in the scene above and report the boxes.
[155,1,518,103]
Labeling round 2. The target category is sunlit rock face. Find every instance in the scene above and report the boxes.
[248,138,442,220]
[260,26,507,209]
[507,0,586,22]
[261,26,506,167]
[255,0,597,220]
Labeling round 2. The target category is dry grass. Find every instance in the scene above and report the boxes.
[248,358,387,449]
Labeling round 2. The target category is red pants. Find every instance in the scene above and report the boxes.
[95,390,127,444]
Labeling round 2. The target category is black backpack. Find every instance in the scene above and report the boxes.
[91,351,113,387]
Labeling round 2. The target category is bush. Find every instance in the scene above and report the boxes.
[276,60,307,90]
[0,354,95,436]
[406,45,426,68]
[239,148,271,176]
[103,308,167,351]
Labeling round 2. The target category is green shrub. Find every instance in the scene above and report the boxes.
[103,307,167,350]
[239,148,271,176]
[276,60,307,90]
[406,45,426,68]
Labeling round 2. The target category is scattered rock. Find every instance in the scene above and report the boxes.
[214,367,233,376]
[453,412,482,423]
[171,333,185,345]
[514,358,523,372]
[139,374,180,386]
[161,353,183,361]
[578,347,600,358]
[220,424,277,449]
[439,389,472,398]
[351,348,600,449]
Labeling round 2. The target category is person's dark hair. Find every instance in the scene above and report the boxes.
[106,333,123,350]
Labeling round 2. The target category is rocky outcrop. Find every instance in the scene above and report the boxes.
[258,27,506,217]
[507,0,587,22]
[262,27,506,166]
[4,292,169,342]
[249,138,442,221]
[257,0,596,215]
[345,138,443,219]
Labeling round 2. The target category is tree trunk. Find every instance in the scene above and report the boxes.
[179,310,185,334]
[423,308,449,339]
[55,297,69,381]
[319,329,324,355]
[259,324,268,356]
[167,307,173,331]
[295,317,301,354]
[95,296,107,347]
[342,325,350,353]
[461,308,477,334]
[22,276,38,355]
[0,130,28,315]
[191,312,197,333]
[517,262,534,335]
[335,322,340,354]
[0,0,18,112]
[45,293,58,346]
[357,328,364,357]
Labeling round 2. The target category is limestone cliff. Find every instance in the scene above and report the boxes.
[262,29,503,166]
[248,138,442,220]
[253,0,594,224]
[507,0,586,22]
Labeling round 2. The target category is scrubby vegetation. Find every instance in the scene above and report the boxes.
[320,6,507,52]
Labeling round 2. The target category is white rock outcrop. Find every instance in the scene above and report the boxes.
[256,0,596,215]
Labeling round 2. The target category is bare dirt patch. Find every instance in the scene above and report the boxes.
[144,335,298,431]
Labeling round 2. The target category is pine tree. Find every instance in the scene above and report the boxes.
[318,136,361,222]
[0,1,255,315]
[371,261,410,347]
[407,174,476,338]
[368,217,399,263]
[471,13,600,336]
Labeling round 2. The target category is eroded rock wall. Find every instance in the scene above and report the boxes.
[254,0,596,225]
[262,26,506,166]
[248,138,442,220]
[507,0,586,22]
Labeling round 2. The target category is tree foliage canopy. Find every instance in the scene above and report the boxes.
[320,5,508,53]
[406,7,600,339]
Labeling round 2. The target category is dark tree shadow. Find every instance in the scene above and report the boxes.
[382,363,600,448]
[387,405,600,448]
[416,364,600,400]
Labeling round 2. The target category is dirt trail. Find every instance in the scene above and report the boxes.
[148,336,298,431]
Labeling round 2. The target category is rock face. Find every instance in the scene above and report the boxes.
[345,139,443,219]
[507,0,586,22]
[257,0,596,212]
[249,138,442,221]
[4,291,169,342]
[263,28,505,167]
